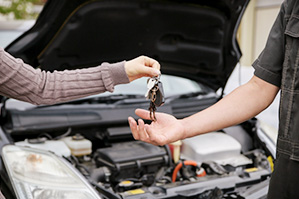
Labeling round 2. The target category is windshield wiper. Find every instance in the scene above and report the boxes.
[37,94,146,108]
[166,91,207,101]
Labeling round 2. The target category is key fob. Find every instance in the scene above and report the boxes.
[153,81,165,107]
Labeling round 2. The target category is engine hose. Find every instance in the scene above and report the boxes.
[172,160,200,182]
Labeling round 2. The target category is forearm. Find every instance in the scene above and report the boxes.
[0,48,129,105]
[181,76,279,138]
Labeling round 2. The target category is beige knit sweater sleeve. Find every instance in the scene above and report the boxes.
[0,48,129,105]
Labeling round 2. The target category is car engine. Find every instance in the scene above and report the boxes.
[13,122,272,199]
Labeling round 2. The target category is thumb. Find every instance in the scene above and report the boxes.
[135,109,151,120]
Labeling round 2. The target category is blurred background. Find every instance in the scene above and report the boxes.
[238,0,283,66]
[229,0,283,130]
[0,0,284,129]
[0,0,45,20]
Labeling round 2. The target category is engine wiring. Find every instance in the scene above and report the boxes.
[172,160,206,182]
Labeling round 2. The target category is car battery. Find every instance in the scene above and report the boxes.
[94,141,170,183]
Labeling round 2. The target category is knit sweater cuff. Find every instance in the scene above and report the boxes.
[108,61,129,86]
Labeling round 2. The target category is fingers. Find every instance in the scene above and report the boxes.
[138,56,160,77]
[137,119,149,141]
[125,55,161,82]
[142,56,160,70]
[141,66,160,77]
[128,117,151,142]
[128,116,163,146]
[135,109,151,120]
[144,124,159,145]
[128,116,139,140]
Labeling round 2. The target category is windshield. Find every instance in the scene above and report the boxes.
[89,74,205,98]
[6,74,206,110]
[0,20,35,48]
[0,31,24,48]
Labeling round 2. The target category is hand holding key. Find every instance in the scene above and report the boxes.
[124,56,160,82]
[145,75,165,121]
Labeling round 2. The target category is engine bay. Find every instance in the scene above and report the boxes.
[10,120,272,199]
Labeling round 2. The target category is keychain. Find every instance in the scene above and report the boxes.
[145,75,165,121]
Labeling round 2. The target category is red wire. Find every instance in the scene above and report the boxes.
[172,160,199,182]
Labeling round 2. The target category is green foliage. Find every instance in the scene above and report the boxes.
[0,0,43,19]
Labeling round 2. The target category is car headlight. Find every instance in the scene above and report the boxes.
[1,145,101,199]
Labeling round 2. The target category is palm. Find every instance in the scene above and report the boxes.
[131,109,184,145]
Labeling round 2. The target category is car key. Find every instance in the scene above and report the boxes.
[145,78,156,99]
[146,75,165,121]
[146,77,159,121]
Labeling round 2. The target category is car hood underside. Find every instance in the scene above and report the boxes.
[6,0,248,91]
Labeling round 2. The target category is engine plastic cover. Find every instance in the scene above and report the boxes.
[181,132,242,163]
[95,141,170,182]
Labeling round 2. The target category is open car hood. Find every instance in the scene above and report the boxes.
[5,0,249,91]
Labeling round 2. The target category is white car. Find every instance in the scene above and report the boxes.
[0,0,277,198]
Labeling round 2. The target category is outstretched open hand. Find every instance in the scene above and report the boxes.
[128,109,185,146]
